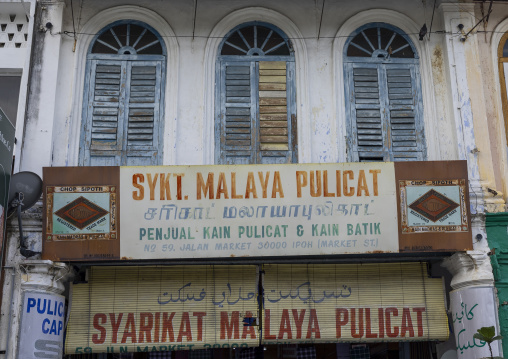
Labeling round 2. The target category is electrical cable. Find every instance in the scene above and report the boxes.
[317,0,325,40]
[53,30,451,40]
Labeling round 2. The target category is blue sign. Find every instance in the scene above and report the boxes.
[18,291,65,358]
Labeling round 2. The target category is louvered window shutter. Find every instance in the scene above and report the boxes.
[218,61,255,164]
[81,59,163,166]
[217,60,295,164]
[347,63,424,162]
[385,64,425,161]
[83,60,125,166]
[124,61,162,165]
[347,64,386,162]
[258,61,295,164]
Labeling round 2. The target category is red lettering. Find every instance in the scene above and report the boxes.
[177,312,192,342]
[121,313,137,343]
[242,312,257,339]
[220,311,239,340]
[109,313,123,344]
[335,308,348,338]
[413,307,426,337]
[92,313,107,344]
[292,309,306,339]
[351,308,364,338]
[264,309,276,340]
[154,312,161,343]
[378,308,384,338]
[306,309,321,339]
[278,309,292,339]
[365,308,377,338]
[161,312,175,342]
[400,308,414,337]
[139,313,153,343]
[385,308,399,338]
[194,312,206,341]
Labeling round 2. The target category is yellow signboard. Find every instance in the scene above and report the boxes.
[66,263,447,354]
[65,265,259,354]
[263,263,448,344]
[120,163,398,259]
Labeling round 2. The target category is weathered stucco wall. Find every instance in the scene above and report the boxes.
[3,1,508,359]
[18,0,462,173]
[473,3,508,209]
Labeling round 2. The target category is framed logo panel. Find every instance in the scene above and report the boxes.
[46,186,116,240]
[42,167,120,261]
[395,161,472,252]
[399,180,468,233]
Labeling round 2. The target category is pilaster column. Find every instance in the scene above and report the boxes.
[443,252,501,359]
[440,4,485,217]
[441,2,506,214]
[20,0,65,176]
[1,260,70,359]
[17,260,70,359]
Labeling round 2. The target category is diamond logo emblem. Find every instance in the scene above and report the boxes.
[55,196,109,229]
[409,189,459,222]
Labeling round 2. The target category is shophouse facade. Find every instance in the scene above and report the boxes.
[1,0,508,358]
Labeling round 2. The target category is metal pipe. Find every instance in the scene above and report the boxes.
[69,252,453,268]
[4,267,16,359]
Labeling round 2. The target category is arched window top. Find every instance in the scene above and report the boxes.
[498,32,508,58]
[345,23,417,60]
[219,22,293,56]
[89,20,165,55]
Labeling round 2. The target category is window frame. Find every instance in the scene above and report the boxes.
[214,21,297,165]
[343,22,426,162]
[79,20,167,166]
[498,32,508,144]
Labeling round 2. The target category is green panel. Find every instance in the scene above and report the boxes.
[486,212,508,356]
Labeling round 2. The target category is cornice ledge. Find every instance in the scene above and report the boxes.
[40,0,65,6]
[481,182,506,213]
[442,251,494,290]
[440,3,475,12]
[19,260,71,294]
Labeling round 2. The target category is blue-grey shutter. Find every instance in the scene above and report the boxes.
[124,61,162,165]
[346,63,425,162]
[385,64,425,161]
[82,60,125,166]
[347,64,386,162]
[217,60,295,164]
[81,59,163,166]
[218,61,256,164]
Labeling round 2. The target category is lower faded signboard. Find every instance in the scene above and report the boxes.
[65,265,259,354]
[64,263,448,354]
[263,263,448,344]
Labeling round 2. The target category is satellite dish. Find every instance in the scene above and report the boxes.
[7,171,43,258]
[8,171,43,214]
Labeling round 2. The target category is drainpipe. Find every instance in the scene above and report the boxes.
[3,267,16,359]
